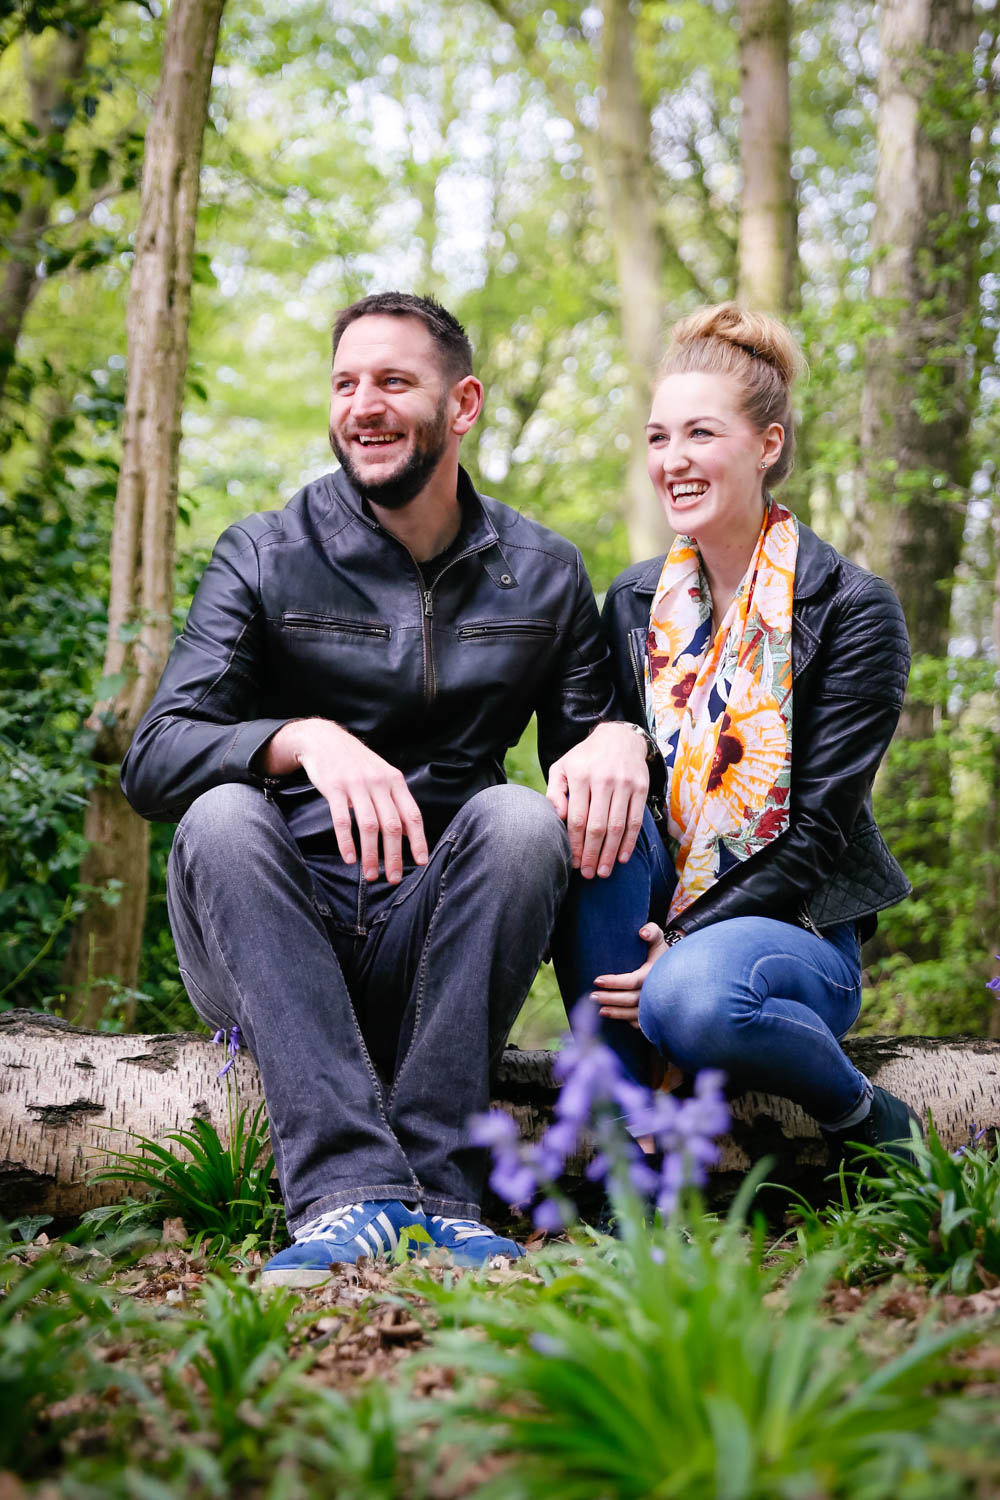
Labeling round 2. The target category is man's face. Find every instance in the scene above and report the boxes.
[329,314,455,509]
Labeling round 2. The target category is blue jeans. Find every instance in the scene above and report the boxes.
[551,809,870,1130]
[167,781,571,1232]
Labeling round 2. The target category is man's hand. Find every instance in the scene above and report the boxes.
[261,718,428,884]
[545,721,650,878]
[592,922,668,1028]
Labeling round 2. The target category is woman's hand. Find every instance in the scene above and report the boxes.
[592,922,670,1029]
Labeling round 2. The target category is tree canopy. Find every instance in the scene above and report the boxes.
[1,0,998,1040]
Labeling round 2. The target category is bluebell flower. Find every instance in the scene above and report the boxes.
[530,1332,566,1356]
[469,1110,521,1150]
[953,1121,990,1160]
[212,1023,242,1078]
[533,1197,572,1233]
[466,998,730,1229]
[490,1154,539,1209]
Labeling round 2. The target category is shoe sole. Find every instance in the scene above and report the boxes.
[258,1266,344,1288]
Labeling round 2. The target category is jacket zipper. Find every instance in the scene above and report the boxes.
[415,539,502,710]
[458,620,556,640]
[421,588,435,706]
[282,612,391,638]
[627,628,646,707]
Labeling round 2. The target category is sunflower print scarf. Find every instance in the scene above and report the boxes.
[644,499,799,923]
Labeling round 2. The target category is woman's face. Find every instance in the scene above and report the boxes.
[646,371,783,547]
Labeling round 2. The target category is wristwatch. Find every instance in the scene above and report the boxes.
[619,720,659,764]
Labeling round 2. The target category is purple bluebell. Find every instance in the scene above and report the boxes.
[533,1196,572,1233]
[466,998,730,1227]
[530,1332,565,1357]
[212,1023,242,1078]
[469,1110,521,1151]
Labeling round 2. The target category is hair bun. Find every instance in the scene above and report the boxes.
[669,303,804,388]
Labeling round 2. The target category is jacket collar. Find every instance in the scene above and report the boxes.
[327,464,500,555]
[630,513,841,602]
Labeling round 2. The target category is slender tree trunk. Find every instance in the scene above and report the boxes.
[3,1010,997,1220]
[62,0,227,1028]
[736,0,796,313]
[593,0,668,562]
[0,27,90,409]
[858,0,979,913]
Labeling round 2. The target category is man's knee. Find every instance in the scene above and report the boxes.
[177,780,263,832]
[171,782,278,877]
[459,783,571,875]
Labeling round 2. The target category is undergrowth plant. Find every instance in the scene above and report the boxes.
[93,1041,280,1257]
[0,1230,150,1476]
[791,1118,1000,1294]
[417,1179,979,1500]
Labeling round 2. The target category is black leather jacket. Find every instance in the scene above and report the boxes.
[603,519,911,941]
[122,467,615,848]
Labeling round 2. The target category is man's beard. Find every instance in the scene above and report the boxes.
[330,392,450,510]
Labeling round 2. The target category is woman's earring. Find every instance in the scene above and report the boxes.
[759,461,768,471]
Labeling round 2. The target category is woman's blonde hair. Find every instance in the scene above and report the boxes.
[657,304,805,485]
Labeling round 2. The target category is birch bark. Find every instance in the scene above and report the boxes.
[3,1011,997,1220]
[736,0,796,313]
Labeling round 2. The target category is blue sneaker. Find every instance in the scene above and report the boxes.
[260,1201,425,1287]
[425,1215,524,1266]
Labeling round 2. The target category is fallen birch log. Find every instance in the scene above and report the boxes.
[2,1009,999,1221]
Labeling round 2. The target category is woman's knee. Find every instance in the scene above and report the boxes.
[638,943,742,1070]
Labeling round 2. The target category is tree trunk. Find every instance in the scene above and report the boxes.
[3,1010,998,1222]
[858,0,980,928]
[594,0,669,562]
[736,0,796,314]
[0,26,90,409]
[62,0,226,1028]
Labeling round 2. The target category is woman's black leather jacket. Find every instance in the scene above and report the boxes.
[121,467,615,850]
[603,520,911,941]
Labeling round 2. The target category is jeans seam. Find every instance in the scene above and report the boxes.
[177,824,418,1208]
[175,829,254,1026]
[339,973,421,1198]
[384,846,453,1113]
[748,949,860,998]
[177,966,231,1033]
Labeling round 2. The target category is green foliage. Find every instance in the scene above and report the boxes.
[93,1085,281,1255]
[418,1193,976,1500]
[865,655,1000,1036]
[0,379,117,1010]
[0,1233,436,1497]
[0,1230,149,1475]
[794,1119,1000,1296]
[0,0,997,1033]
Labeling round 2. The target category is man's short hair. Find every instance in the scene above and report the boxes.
[331,292,474,384]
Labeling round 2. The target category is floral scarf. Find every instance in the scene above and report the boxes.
[644,500,799,922]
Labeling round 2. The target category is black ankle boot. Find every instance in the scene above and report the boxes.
[823,1085,923,1174]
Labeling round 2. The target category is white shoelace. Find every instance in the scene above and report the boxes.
[429,1216,496,1243]
[294,1202,400,1251]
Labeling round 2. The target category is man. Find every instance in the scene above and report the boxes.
[122,292,651,1285]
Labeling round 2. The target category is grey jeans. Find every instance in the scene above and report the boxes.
[166,781,571,1232]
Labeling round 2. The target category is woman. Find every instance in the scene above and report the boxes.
[552,303,917,1161]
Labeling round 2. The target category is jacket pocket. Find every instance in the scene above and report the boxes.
[457,619,558,641]
[281,611,391,640]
